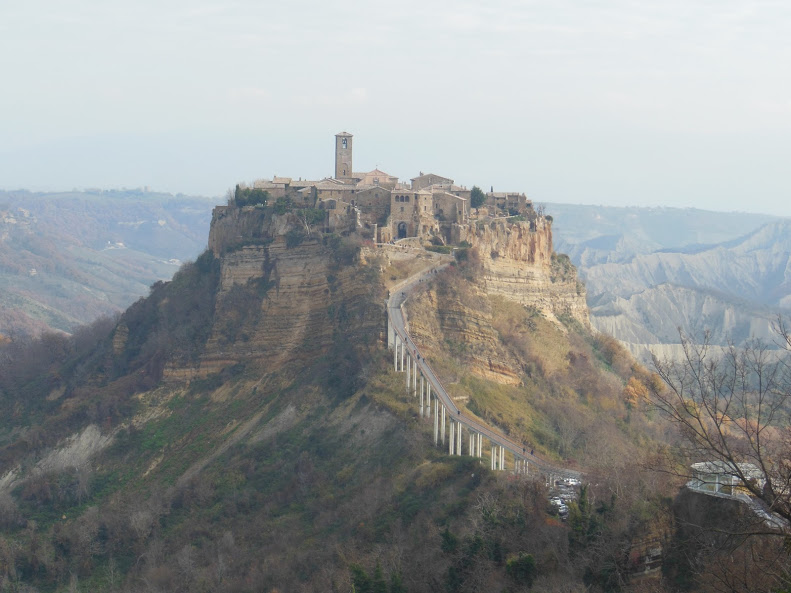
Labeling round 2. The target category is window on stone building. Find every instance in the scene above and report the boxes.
[342,138,347,148]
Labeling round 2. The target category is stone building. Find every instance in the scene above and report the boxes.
[411,172,453,190]
[356,169,398,189]
[335,132,353,180]
[251,132,533,242]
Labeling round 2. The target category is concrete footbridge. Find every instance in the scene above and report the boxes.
[386,256,582,484]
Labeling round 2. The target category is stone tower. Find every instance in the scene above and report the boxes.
[335,132,353,180]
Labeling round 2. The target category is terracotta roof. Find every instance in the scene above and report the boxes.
[314,181,357,190]
[355,184,392,192]
[489,192,526,198]
[434,191,466,201]
[411,172,452,182]
[365,168,396,177]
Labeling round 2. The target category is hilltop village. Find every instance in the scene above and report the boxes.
[208,132,589,368]
[244,132,538,244]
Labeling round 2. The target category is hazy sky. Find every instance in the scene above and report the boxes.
[2,0,789,215]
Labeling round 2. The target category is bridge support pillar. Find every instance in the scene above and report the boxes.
[426,384,431,418]
[434,399,439,444]
[449,421,455,455]
[406,353,411,389]
[413,357,418,394]
[419,378,424,417]
[500,446,505,470]
[457,421,462,456]
[427,384,431,413]
[477,433,482,458]
[441,406,446,444]
[400,341,405,372]
[393,335,399,371]
[491,443,495,470]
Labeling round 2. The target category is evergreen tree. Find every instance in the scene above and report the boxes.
[372,562,387,593]
[389,571,407,593]
[350,564,372,593]
[470,186,486,209]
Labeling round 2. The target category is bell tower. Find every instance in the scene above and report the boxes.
[335,132,353,180]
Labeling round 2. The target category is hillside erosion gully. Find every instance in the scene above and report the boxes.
[385,244,582,481]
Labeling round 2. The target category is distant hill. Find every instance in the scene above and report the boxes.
[548,203,777,266]
[0,189,216,336]
[547,203,790,360]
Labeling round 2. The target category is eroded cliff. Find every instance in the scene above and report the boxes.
[405,218,589,387]
[454,218,589,328]
[166,206,385,378]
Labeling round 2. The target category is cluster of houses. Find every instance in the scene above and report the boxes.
[249,132,535,244]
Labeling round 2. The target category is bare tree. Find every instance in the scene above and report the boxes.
[649,328,791,532]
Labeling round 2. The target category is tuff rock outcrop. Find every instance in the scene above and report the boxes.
[454,218,589,328]
[164,206,384,378]
[406,218,589,387]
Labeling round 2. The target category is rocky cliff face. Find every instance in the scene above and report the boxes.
[405,280,524,387]
[455,218,589,328]
[174,208,587,385]
[166,206,384,378]
[405,218,589,387]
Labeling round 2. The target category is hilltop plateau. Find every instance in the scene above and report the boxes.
[0,188,679,592]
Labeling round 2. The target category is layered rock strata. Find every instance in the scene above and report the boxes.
[406,284,523,387]
[454,219,589,328]
[165,206,383,378]
[408,217,589,386]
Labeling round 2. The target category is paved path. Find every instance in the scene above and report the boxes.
[386,256,581,480]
